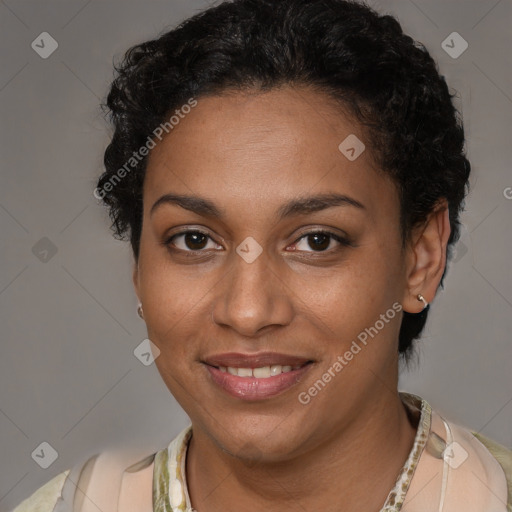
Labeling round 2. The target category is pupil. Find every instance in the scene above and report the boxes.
[186,233,207,250]
[308,233,329,251]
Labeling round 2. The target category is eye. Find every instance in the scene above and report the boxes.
[163,228,353,256]
[290,230,352,253]
[164,230,222,252]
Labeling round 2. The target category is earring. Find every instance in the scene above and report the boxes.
[417,294,429,310]
[137,303,144,319]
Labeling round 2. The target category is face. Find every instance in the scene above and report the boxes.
[134,86,412,462]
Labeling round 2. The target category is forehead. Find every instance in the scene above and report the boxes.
[144,86,398,222]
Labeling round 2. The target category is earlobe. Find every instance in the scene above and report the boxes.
[402,200,451,313]
[133,263,145,319]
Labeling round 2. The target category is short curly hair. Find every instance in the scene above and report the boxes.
[97,0,471,360]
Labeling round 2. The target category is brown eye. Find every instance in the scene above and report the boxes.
[165,230,221,252]
[292,231,352,253]
[306,233,330,251]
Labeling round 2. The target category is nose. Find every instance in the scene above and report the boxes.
[211,248,294,337]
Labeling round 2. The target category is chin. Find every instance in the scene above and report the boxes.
[204,414,312,463]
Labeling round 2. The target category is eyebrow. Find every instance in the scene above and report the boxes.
[150,192,365,220]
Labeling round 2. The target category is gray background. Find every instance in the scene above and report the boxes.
[0,0,511,509]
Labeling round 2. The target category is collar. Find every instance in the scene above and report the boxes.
[153,392,432,512]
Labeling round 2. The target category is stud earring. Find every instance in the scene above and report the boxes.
[137,303,144,319]
[417,294,429,310]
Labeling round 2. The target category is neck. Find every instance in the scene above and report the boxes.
[186,389,418,512]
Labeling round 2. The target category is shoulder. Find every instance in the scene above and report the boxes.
[402,393,511,511]
[471,430,512,509]
[10,469,70,512]
[9,446,157,512]
[440,415,512,511]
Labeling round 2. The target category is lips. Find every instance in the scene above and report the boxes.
[202,352,314,400]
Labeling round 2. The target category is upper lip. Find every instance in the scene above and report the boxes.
[203,352,313,369]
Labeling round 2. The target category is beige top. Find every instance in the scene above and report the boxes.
[11,392,512,511]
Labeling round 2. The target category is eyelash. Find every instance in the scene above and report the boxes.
[162,229,353,257]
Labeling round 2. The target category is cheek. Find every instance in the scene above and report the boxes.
[137,242,207,323]
[306,240,404,356]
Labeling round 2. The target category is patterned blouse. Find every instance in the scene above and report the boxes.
[11,392,512,512]
[153,392,431,512]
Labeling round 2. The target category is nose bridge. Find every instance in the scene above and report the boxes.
[212,245,293,335]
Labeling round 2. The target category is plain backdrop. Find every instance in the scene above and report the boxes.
[1,0,511,510]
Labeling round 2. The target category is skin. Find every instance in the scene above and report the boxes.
[132,85,451,512]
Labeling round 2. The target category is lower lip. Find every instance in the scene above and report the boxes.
[205,364,313,401]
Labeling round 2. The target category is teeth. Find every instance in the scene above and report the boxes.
[270,365,282,376]
[219,364,304,378]
[253,366,271,378]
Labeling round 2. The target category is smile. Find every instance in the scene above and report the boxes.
[218,364,302,378]
[202,353,314,400]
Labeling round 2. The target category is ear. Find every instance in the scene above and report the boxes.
[402,199,451,313]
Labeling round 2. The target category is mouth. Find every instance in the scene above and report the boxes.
[214,363,307,378]
[202,352,314,400]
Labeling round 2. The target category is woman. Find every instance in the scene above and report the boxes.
[12,0,511,511]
